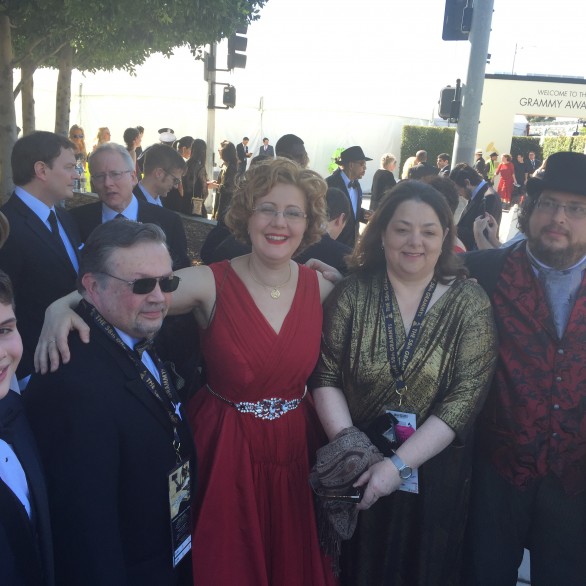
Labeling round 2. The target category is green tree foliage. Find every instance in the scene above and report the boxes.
[400,126,455,169]
[0,0,267,200]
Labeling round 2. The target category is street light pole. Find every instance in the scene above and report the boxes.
[452,0,495,166]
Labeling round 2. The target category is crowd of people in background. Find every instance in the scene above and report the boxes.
[1,124,585,586]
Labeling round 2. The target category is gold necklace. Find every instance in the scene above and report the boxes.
[248,257,292,299]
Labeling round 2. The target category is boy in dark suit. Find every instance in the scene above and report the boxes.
[0,270,54,586]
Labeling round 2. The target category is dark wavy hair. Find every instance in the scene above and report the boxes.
[347,180,467,283]
[225,157,327,254]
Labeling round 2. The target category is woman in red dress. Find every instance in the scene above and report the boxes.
[172,158,338,586]
[495,154,515,206]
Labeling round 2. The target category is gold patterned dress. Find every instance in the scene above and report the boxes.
[310,270,497,586]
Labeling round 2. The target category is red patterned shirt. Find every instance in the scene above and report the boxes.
[478,245,586,496]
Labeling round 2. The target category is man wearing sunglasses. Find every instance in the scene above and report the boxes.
[69,143,190,271]
[69,143,198,394]
[25,220,195,586]
[464,151,586,585]
[133,144,186,209]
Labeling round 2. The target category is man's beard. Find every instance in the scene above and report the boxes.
[527,226,586,270]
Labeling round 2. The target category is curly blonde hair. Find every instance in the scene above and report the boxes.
[225,157,327,254]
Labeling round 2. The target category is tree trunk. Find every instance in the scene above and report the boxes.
[0,15,17,203]
[21,59,36,135]
[54,43,73,136]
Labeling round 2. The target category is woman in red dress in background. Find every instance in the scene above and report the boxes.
[495,154,515,207]
[170,158,338,586]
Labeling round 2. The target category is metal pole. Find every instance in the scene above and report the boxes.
[206,43,217,182]
[452,0,495,166]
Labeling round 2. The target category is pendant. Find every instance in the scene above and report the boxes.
[270,288,281,299]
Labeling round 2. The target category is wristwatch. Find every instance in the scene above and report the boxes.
[388,452,413,480]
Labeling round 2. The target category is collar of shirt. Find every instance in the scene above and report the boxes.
[526,246,586,274]
[102,195,139,223]
[138,182,162,206]
[114,327,161,384]
[15,186,80,274]
[470,180,487,202]
[340,170,358,215]
[14,186,57,230]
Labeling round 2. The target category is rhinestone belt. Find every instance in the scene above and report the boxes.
[205,384,307,420]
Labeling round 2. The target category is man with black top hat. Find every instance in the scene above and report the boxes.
[25,220,195,586]
[464,151,586,585]
[325,145,372,248]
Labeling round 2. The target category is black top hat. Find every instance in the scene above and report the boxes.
[338,146,372,164]
[526,151,586,199]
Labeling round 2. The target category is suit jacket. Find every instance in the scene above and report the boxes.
[438,166,451,177]
[370,169,397,211]
[408,162,438,180]
[69,199,191,270]
[457,182,503,251]
[258,145,274,158]
[25,302,195,586]
[0,194,81,378]
[0,391,54,586]
[325,169,365,248]
[236,142,249,174]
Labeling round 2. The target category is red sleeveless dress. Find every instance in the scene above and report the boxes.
[187,261,337,586]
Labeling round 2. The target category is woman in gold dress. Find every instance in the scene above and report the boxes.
[310,180,497,585]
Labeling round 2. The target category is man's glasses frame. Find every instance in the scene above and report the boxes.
[163,169,182,187]
[536,197,586,220]
[90,170,133,184]
[98,272,181,294]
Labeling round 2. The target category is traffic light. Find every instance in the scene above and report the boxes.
[227,25,248,70]
[223,85,236,108]
[442,0,472,41]
[438,86,458,120]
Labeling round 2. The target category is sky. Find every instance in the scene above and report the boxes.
[23,0,586,176]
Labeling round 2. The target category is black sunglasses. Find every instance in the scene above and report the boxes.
[99,272,180,294]
[311,485,364,504]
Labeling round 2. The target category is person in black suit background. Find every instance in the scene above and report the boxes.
[474,149,488,180]
[133,144,187,209]
[450,163,502,251]
[370,153,397,211]
[408,150,438,180]
[257,137,275,158]
[437,152,451,177]
[25,221,195,586]
[70,143,190,271]
[0,270,54,586]
[527,150,542,173]
[325,145,372,248]
[236,136,252,175]
[0,131,81,381]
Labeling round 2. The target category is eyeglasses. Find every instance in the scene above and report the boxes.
[164,170,182,187]
[91,170,132,184]
[252,204,307,222]
[536,198,586,219]
[98,272,181,294]
[72,134,84,139]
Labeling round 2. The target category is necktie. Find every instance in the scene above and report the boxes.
[114,213,125,220]
[347,180,359,190]
[134,338,154,359]
[47,210,69,258]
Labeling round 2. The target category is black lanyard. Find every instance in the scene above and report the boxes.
[83,300,183,463]
[382,276,437,406]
